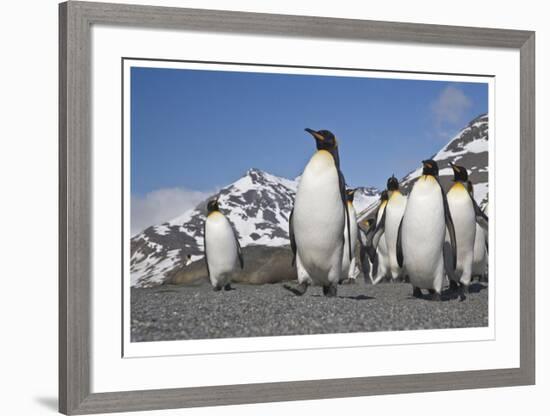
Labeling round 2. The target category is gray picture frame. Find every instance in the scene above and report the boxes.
[59,1,535,414]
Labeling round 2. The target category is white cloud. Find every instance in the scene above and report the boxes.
[431,86,472,138]
[131,187,211,236]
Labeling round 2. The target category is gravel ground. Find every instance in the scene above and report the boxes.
[131,280,488,342]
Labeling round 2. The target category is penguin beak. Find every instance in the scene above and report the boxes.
[422,160,432,169]
[450,162,460,172]
[305,128,324,142]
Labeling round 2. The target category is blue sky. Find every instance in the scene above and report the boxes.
[130,65,487,233]
[131,66,488,194]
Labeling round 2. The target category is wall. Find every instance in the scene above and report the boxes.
[0,0,547,414]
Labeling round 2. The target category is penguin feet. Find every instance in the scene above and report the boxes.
[283,282,309,296]
[458,285,468,301]
[322,283,338,297]
[212,285,222,292]
[223,283,233,291]
[449,280,459,291]
[412,287,423,298]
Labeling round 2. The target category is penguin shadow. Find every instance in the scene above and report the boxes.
[407,281,488,302]
[339,294,375,301]
[468,282,488,293]
[308,293,375,301]
[282,284,304,296]
[407,290,456,302]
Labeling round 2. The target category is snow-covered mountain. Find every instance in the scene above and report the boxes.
[352,186,381,218]
[357,113,489,220]
[131,168,298,287]
[131,113,488,288]
[402,113,489,202]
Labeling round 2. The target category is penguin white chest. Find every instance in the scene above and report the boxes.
[293,150,344,283]
[402,176,446,288]
[385,192,407,278]
[472,222,488,276]
[447,183,476,273]
[205,212,239,286]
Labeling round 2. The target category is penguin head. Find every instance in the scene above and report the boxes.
[387,174,399,191]
[305,128,341,168]
[450,162,469,182]
[206,197,220,214]
[305,128,338,151]
[422,159,439,177]
[345,188,357,202]
[380,190,389,202]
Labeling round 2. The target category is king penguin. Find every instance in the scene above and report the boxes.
[445,163,489,296]
[358,217,377,284]
[340,188,359,284]
[472,201,489,281]
[203,197,243,291]
[285,128,351,297]
[396,160,457,300]
[371,175,407,281]
[371,191,391,285]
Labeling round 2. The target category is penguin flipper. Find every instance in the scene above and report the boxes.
[202,220,210,278]
[289,207,297,266]
[228,219,244,269]
[438,179,457,270]
[469,192,489,231]
[396,217,404,268]
[338,169,352,261]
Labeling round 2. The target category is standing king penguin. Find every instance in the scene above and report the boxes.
[358,217,377,284]
[371,191,391,285]
[203,197,243,291]
[340,188,359,284]
[472,202,489,281]
[286,128,351,297]
[445,163,489,295]
[396,160,457,300]
[371,175,407,281]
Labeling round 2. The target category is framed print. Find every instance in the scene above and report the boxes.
[59,1,535,414]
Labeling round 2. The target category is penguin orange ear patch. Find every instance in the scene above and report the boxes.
[312,131,324,141]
